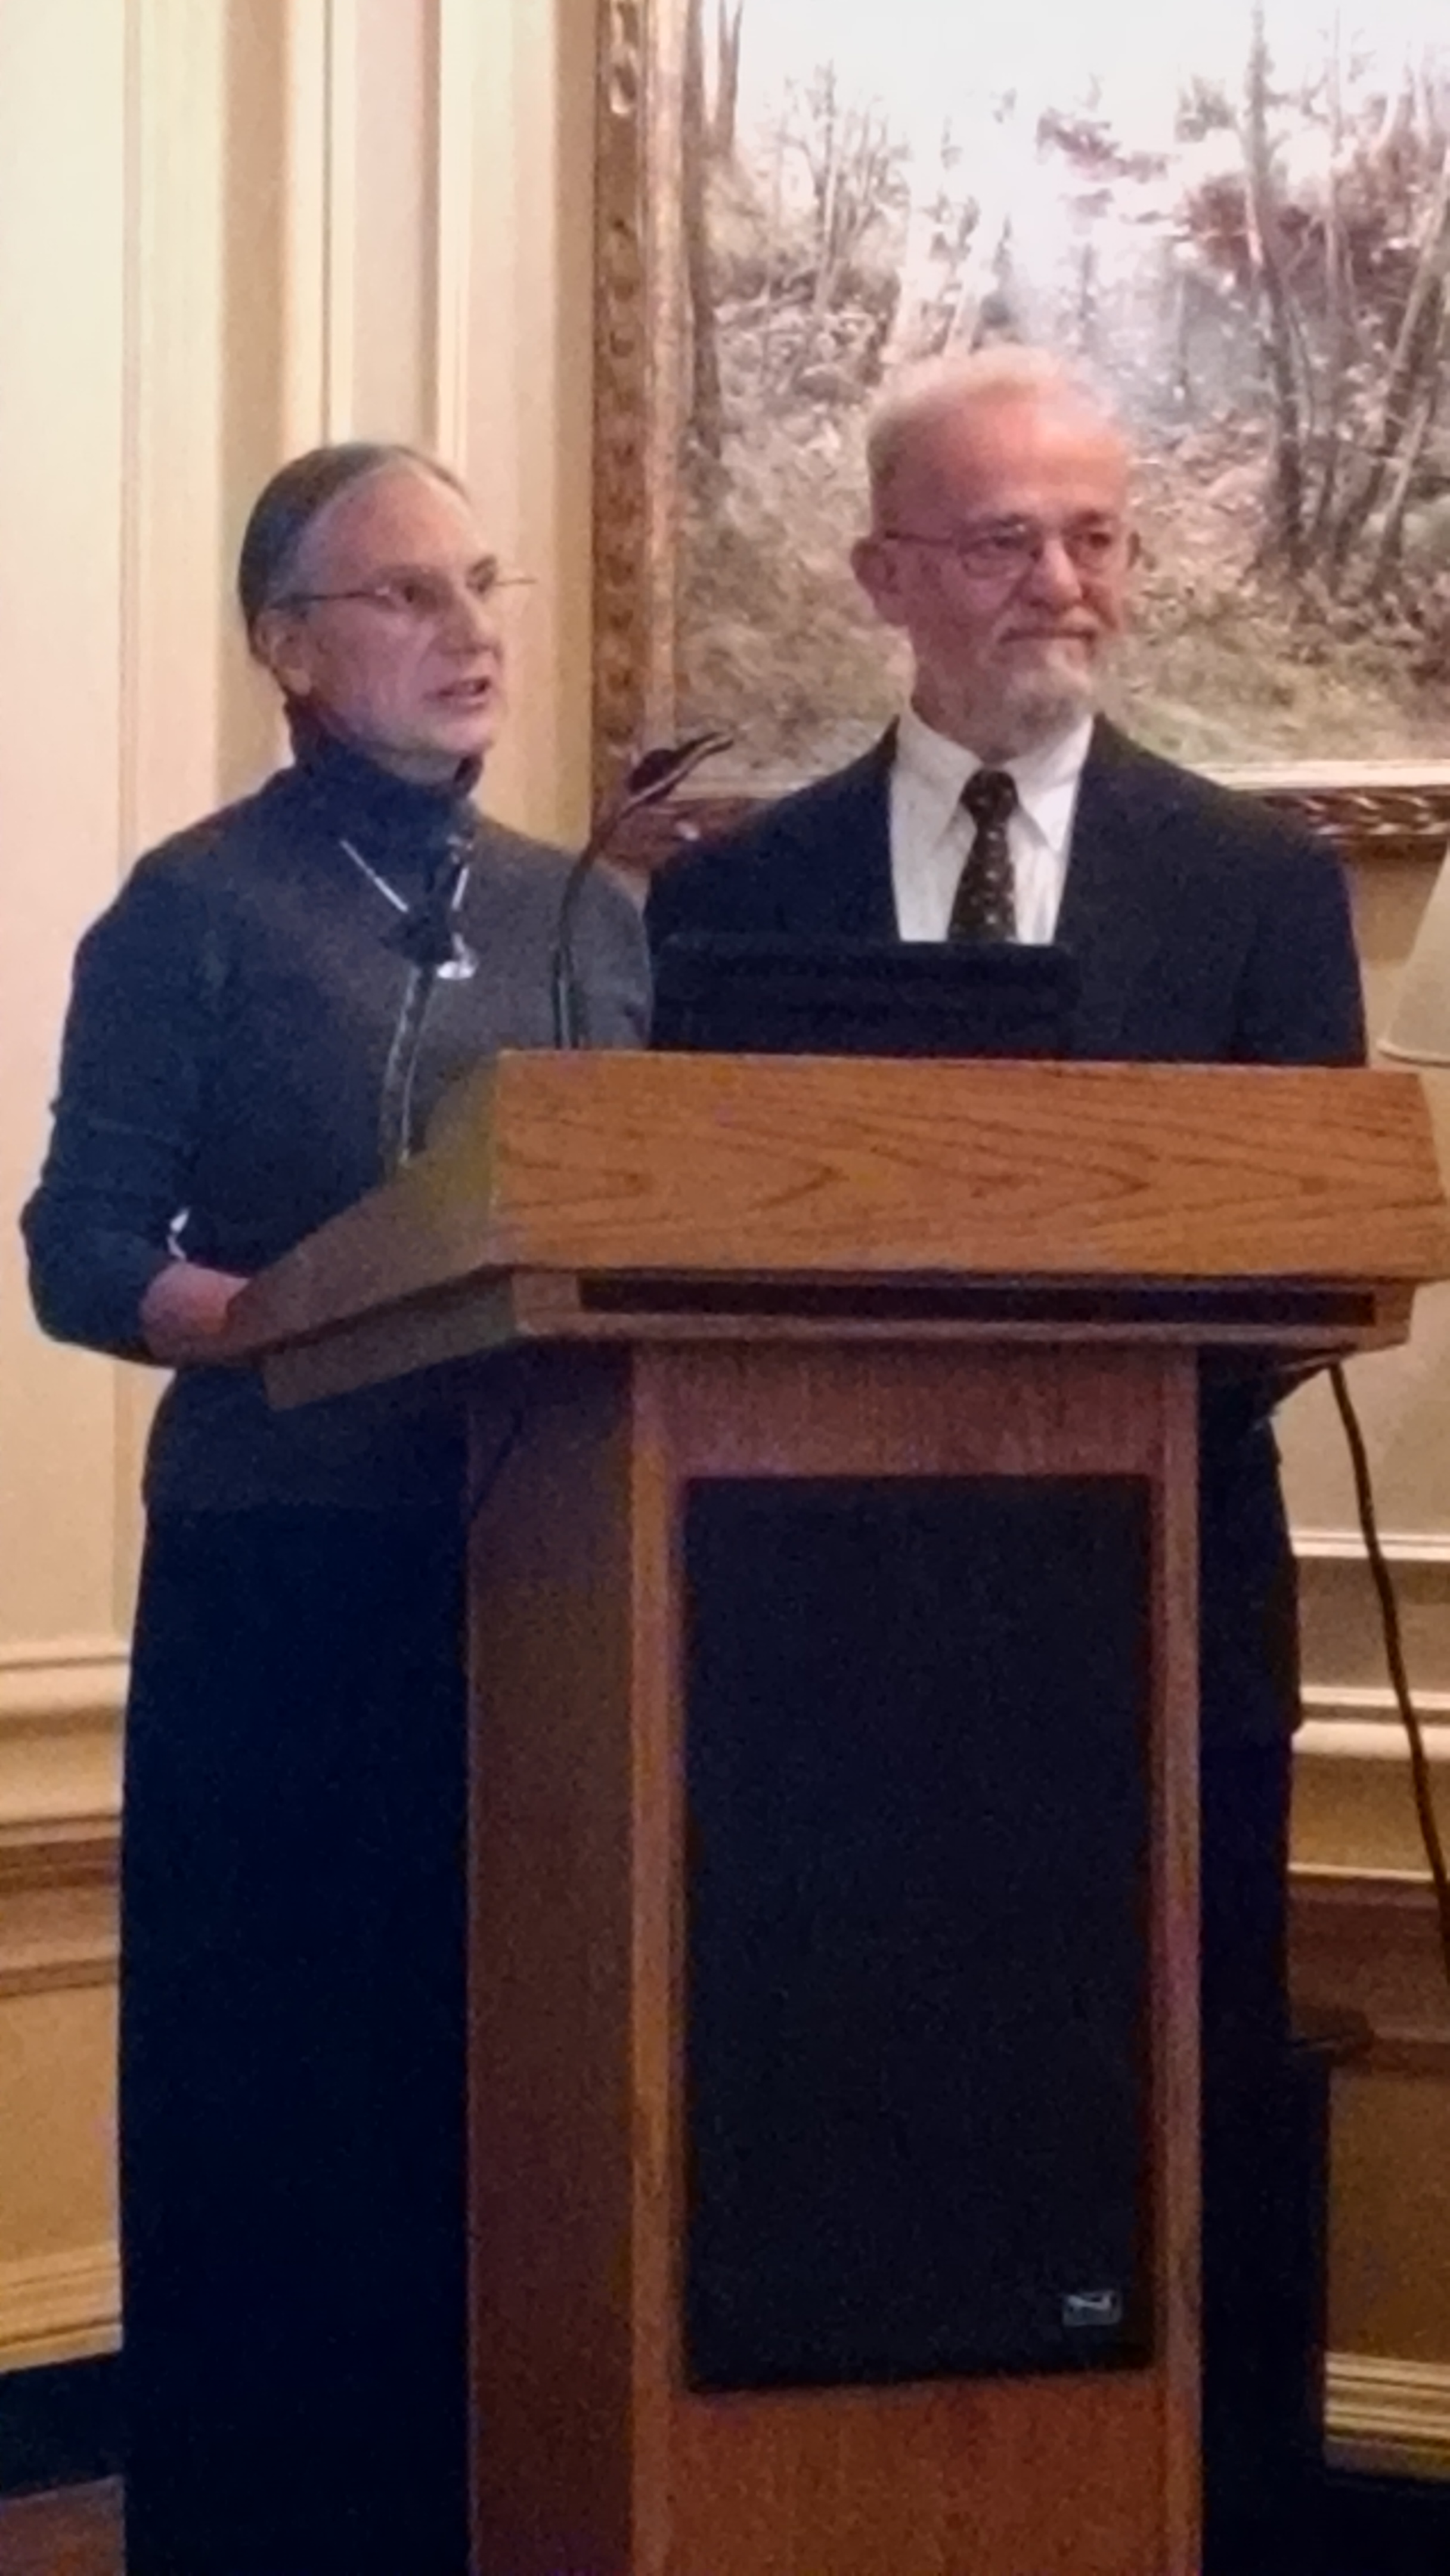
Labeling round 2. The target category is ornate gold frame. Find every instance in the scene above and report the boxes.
[593,1,1450,868]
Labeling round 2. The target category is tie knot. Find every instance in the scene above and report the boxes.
[961,766,1018,828]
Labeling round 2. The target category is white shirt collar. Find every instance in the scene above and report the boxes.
[895,703,1095,847]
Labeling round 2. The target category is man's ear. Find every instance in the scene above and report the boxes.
[851,533,910,630]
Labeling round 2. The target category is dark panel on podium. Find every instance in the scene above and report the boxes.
[683,1475,1154,2391]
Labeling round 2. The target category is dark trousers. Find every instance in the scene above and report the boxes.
[120,1508,469,2576]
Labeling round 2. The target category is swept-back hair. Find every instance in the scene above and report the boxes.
[236,441,465,648]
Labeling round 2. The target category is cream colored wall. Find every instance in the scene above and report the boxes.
[3,0,1448,2481]
[1279,850,1450,2473]
[0,0,590,2376]
[2,0,137,2369]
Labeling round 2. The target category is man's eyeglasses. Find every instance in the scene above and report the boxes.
[879,519,1133,583]
[278,564,534,626]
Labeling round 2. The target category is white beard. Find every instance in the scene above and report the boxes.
[963,643,1102,761]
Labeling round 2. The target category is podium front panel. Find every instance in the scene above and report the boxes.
[466,1340,1200,2576]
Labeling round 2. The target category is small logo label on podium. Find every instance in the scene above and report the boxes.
[1062,2287,1124,2329]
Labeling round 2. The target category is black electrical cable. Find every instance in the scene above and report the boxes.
[1330,1360,1450,1999]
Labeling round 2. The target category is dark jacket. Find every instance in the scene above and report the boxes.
[647,717,1367,1744]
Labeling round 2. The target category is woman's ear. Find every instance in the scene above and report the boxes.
[250,605,315,698]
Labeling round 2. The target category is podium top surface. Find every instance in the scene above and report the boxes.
[224,1052,1450,1370]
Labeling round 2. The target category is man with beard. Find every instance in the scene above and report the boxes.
[647,346,1365,2569]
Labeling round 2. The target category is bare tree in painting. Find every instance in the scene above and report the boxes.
[1305,8,1351,555]
[882,125,983,368]
[785,65,904,320]
[711,0,745,162]
[1325,135,1450,591]
[683,0,724,460]
[1179,26,1450,609]
[1243,1,1308,569]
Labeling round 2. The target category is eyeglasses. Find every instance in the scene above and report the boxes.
[879,519,1133,583]
[279,564,534,625]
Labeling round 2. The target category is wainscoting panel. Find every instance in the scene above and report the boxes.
[1292,1863,1450,2460]
[0,1743,120,2374]
[1327,2353,1450,2481]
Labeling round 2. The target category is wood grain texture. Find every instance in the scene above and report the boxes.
[465,1355,638,2576]
[225,1056,1450,1370]
[261,1281,1414,1410]
[466,1340,1201,2576]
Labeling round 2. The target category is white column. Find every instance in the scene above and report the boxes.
[463,0,598,846]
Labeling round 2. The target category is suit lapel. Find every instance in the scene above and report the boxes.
[803,727,897,937]
[797,720,1179,1036]
[1055,720,1175,1055]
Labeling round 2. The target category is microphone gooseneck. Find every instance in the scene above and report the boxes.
[550,731,733,1048]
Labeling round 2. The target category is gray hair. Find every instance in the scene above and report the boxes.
[865,348,1127,518]
[237,442,467,648]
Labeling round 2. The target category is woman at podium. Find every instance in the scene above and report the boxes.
[22,442,648,2576]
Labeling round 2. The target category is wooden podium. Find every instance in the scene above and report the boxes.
[229,1052,1450,2576]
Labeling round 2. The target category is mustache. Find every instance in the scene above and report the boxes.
[1001,623,1102,639]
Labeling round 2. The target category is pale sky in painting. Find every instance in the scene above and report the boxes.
[735,0,1446,163]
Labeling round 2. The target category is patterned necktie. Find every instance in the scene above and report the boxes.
[949,767,1018,942]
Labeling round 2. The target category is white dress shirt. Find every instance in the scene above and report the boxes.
[888,705,1094,945]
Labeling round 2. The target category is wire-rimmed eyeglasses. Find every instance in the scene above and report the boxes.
[278,563,535,626]
[878,518,1135,583]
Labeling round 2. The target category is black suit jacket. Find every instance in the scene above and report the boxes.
[647,718,1367,1746]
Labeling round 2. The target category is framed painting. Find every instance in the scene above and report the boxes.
[594,0,1450,858]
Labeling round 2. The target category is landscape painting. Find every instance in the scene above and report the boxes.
[596,0,1450,798]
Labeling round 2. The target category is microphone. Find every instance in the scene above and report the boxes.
[388,834,474,973]
[550,732,733,1048]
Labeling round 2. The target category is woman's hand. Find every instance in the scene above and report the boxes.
[139,1262,249,1366]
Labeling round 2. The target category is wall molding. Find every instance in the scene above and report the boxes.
[0,1942,118,2007]
[1291,1867,1450,2074]
[0,1810,119,2003]
[0,2246,119,2375]
[0,1815,118,1889]
[0,1640,123,1847]
[1327,2351,1450,2481]
[1299,1689,1450,1766]
[1294,1692,1450,1875]
[0,1640,128,1729]
[1296,1528,1450,1566]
